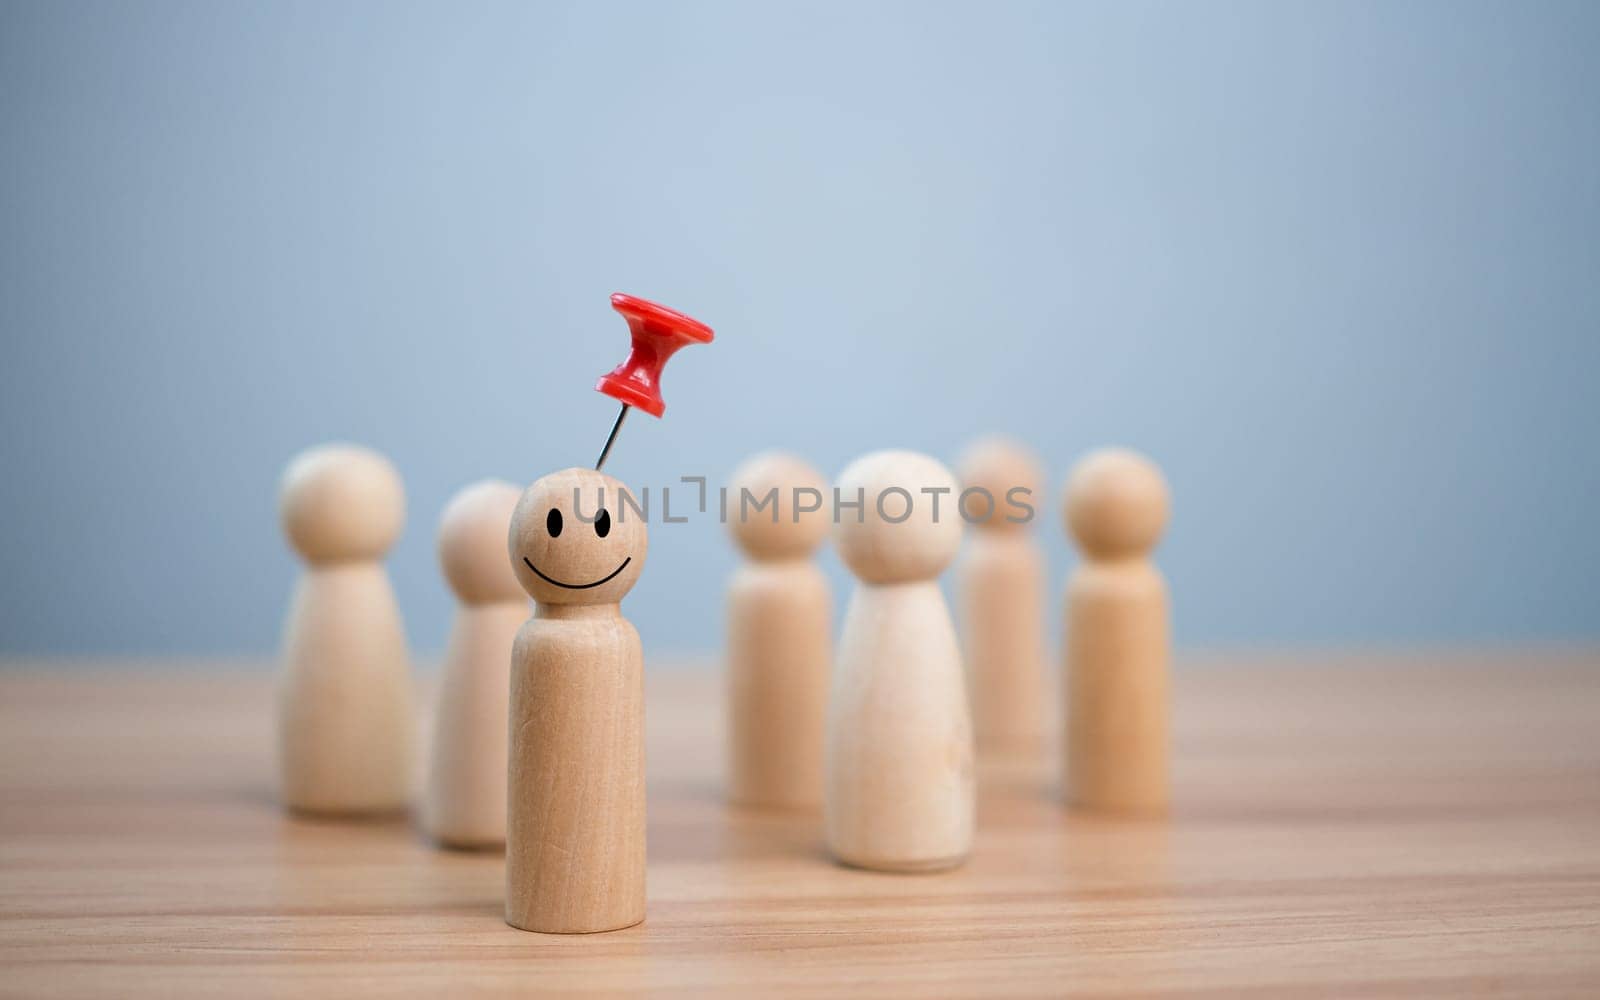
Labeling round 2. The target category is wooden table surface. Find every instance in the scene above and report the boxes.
[2,654,1598,998]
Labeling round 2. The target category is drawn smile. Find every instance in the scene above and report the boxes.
[522,556,632,590]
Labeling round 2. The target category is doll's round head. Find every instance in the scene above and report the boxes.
[1063,448,1169,560]
[508,468,647,605]
[279,444,404,563]
[956,435,1043,531]
[832,450,962,584]
[726,451,830,561]
[438,479,524,605]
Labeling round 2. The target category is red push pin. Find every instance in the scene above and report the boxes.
[592,293,715,470]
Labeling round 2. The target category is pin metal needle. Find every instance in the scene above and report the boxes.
[594,403,630,471]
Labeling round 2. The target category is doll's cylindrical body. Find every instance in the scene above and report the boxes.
[825,580,974,871]
[424,479,526,849]
[727,559,831,808]
[955,436,1046,758]
[278,562,414,815]
[1065,563,1169,812]
[424,601,524,847]
[506,606,645,933]
[958,533,1045,756]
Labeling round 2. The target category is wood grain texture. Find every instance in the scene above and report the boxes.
[2,652,1598,998]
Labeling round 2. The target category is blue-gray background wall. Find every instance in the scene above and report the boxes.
[3,0,1596,659]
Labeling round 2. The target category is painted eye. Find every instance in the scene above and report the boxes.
[594,508,611,538]
[546,509,563,537]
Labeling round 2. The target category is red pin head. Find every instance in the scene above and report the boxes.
[596,293,714,418]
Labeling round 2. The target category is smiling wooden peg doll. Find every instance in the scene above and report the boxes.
[504,468,648,934]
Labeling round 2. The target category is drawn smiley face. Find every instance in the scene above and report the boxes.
[509,468,647,605]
